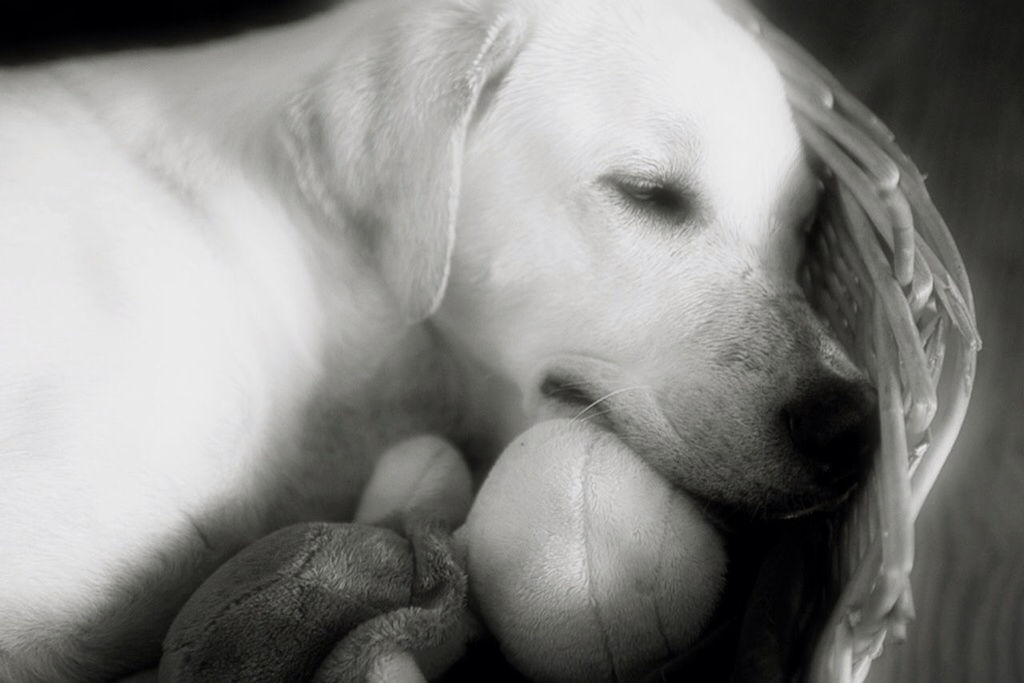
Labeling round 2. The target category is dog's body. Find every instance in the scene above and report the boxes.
[0,0,877,679]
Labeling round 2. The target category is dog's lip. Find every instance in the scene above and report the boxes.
[533,353,659,423]
[539,371,596,408]
[698,470,862,529]
[772,495,850,520]
[763,477,861,520]
[533,354,610,406]
[536,370,620,430]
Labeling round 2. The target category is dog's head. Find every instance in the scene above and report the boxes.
[287,0,877,517]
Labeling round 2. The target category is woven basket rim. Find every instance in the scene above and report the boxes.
[718,3,981,682]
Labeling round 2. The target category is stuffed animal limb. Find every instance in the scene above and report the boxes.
[159,437,473,683]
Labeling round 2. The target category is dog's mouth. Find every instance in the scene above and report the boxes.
[534,357,868,523]
[539,372,593,407]
[704,475,861,533]
[768,480,860,520]
[533,354,657,423]
[537,371,616,430]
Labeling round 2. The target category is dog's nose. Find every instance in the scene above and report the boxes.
[784,379,879,486]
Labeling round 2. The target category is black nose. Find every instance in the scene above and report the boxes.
[784,379,879,486]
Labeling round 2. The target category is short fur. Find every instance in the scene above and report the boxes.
[0,0,865,679]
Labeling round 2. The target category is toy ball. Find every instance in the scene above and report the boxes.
[460,419,726,682]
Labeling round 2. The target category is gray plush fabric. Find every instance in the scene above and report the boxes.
[160,518,466,683]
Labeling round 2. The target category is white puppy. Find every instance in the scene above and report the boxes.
[0,0,876,679]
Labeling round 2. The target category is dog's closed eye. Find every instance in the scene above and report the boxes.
[604,174,698,227]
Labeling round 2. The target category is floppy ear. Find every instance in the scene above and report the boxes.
[280,1,528,322]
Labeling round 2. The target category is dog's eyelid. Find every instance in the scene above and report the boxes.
[601,173,700,227]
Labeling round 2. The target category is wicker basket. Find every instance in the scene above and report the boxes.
[713,3,982,682]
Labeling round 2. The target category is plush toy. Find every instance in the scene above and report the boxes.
[459,420,726,682]
[159,421,725,682]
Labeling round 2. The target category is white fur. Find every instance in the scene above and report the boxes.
[0,0,837,679]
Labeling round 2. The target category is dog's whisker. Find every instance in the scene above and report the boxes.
[571,385,650,422]
[572,408,616,426]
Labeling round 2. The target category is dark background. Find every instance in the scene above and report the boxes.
[4,0,1022,680]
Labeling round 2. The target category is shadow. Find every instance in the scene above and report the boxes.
[1,0,330,63]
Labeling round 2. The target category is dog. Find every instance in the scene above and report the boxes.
[0,0,878,679]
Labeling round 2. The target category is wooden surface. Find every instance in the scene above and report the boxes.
[760,1,1024,680]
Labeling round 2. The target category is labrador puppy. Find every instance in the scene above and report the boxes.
[0,0,877,679]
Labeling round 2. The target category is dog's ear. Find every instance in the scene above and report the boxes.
[279,1,528,322]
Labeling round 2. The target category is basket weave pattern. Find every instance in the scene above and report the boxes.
[722,3,982,681]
